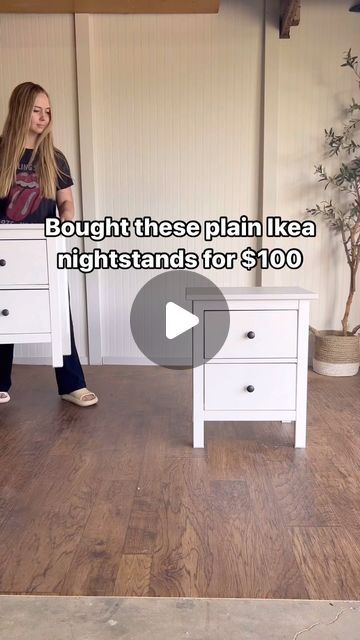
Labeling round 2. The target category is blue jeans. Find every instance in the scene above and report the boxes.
[0,307,86,395]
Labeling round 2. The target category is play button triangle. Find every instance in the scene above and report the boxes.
[166,302,199,340]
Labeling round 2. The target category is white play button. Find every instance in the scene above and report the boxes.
[166,302,199,340]
[130,271,229,369]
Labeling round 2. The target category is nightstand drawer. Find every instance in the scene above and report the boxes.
[0,240,48,285]
[204,363,296,410]
[0,290,50,334]
[204,310,297,359]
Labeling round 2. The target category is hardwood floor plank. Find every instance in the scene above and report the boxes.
[207,449,308,598]
[344,526,360,567]
[242,456,309,598]
[308,451,360,527]
[266,459,339,527]
[122,416,168,555]
[0,509,89,594]
[149,456,213,597]
[60,415,149,595]
[114,555,152,596]
[290,526,360,600]
[206,479,273,598]
[61,478,138,595]
[0,450,46,530]
[259,526,309,599]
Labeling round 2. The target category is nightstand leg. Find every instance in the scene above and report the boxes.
[51,336,64,368]
[193,418,204,448]
[294,418,306,448]
[294,300,309,449]
[192,357,204,447]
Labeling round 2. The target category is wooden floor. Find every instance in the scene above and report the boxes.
[0,365,359,599]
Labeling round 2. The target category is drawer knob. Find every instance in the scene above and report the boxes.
[247,331,255,339]
[1,309,9,316]
[0,259,6,267]
[246,385,255,393]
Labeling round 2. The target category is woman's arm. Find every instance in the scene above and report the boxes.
[56,186,74,222]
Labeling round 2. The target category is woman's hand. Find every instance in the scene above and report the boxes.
[60,209,75,222]
[56,186,75,222]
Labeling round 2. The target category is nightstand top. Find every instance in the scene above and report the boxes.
[186,286,318,300]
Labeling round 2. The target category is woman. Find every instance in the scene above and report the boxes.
[0,82,98,407]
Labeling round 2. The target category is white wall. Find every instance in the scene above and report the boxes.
[1,0,359,365]
[266,0,360,332]
[90,0,263,361]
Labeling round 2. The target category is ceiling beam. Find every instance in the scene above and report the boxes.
[280,0,300,39]
[0,0,219,12]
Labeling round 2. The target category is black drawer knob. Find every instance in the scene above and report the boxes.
[247,331,255,339]
[246,385,255,393]
[0,259,6,267]
[1,309,9,316]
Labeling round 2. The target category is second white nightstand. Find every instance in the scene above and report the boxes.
[188,287,317,449]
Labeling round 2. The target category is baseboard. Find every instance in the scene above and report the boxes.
[14,356,153,366]
[102,356,154,365]
[13,356,89,366]
[12,357,316,370]
[101,356,192,366]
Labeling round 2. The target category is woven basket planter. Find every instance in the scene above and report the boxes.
[310,328,360,376]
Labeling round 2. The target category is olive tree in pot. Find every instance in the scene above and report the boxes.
[307,49,360,376]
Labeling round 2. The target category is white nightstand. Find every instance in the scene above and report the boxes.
[0,224,70,367]
[188,287,318,449]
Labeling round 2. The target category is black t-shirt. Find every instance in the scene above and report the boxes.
[0,149,73,224]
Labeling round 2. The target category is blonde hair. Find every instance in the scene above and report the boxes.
[0,82,65,200]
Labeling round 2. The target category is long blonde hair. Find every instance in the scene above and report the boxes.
[0,82,63,199]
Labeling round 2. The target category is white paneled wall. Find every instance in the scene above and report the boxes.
[90,0,263,361]
[0,13,88,363]
[1,0,359,365]
[265,0,360,332]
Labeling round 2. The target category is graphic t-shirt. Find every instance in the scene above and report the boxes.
[0,149,74,224]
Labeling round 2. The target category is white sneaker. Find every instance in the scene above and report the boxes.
[0,392,10,403]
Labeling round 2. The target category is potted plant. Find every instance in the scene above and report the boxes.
[307,49,360,376]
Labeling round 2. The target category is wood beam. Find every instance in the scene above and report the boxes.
[0,0,219,12]
[280,0,300,39]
